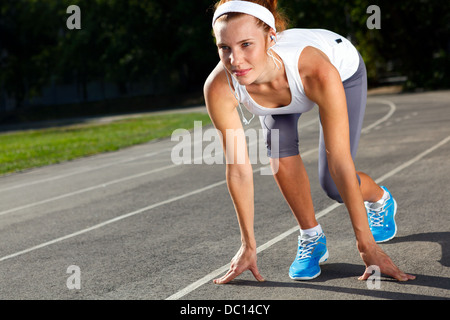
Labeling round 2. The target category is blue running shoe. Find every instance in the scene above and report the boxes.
[365,186,397,243]
[289,232,328,280]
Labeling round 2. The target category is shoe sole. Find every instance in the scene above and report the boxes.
[289,250,329,281]
[375,198,397,243]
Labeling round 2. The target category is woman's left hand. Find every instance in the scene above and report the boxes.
[358,242,416,281]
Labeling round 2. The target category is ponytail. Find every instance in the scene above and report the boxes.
[263,1,289,32]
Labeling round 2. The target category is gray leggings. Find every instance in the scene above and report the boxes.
[260,53,367,203]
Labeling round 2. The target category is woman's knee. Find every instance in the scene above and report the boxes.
[319,170,361,203]
[319,174,344,203]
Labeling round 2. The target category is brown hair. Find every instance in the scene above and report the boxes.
[214,0,289,33]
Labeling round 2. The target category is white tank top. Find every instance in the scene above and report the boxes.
[230,28,360,116]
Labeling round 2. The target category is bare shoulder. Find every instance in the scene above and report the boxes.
[203,62,240,130]
[204,62,236,107]
[298,46,335,82]
[298,46,342,103]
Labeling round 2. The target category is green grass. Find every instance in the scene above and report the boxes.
[0,112,212,176]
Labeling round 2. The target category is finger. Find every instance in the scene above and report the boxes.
[358,267,416,282]
[391,270,416,282]
[407,274,416,280]
[214,270,239,284]
[358,270,372,281]
[250,266,265,282]
[213,268,234,284]
[381,262,415,282]
[393,272,408,282]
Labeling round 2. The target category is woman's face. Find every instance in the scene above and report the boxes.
[213,14,271,86]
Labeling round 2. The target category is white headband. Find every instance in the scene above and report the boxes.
[212,0,276,32]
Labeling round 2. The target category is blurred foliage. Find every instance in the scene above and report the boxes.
[0,0,449,109]
[281,0,450,89]
[0,0,218,108]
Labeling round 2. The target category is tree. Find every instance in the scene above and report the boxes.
[0,0,60,108]
[280,0,450,89]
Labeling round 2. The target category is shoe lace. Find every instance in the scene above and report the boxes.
[365,201,386,227]
[297,234,321,260]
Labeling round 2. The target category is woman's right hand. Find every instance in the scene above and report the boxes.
[213,245,265,284]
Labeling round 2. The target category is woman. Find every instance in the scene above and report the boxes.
[204,0,415,283]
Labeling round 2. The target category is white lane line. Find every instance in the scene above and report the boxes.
[0,179,228,263]
[0,141,237,216]
[165,134,450,300]
[295,100,396,159]
[0,148,173,193]
[374,135,450,184]
[0,164,271,263]
[362,99,396,133]
[0,162,180,217]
